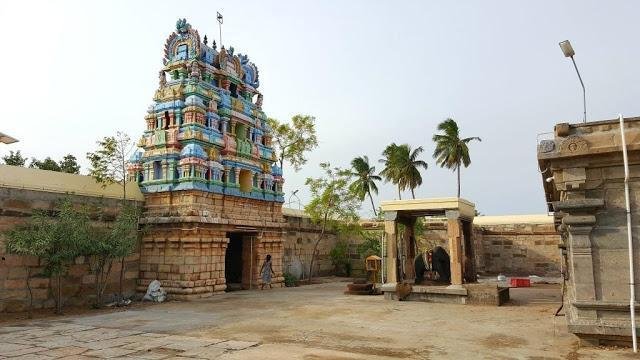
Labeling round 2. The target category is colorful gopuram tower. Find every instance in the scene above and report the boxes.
[129,19,285,298]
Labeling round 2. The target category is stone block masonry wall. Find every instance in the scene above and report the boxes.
[475,222,560,276]
[419,221,449,250]
[0,187,142,313]
[139,191,285,298]
[137,225,227,299]
[366,217,561,277]
[282,214,340,278]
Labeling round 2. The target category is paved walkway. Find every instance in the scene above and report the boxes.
[0,281,636,359]
[0,322,258,359]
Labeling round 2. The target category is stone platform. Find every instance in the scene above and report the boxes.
[381,282,509,305]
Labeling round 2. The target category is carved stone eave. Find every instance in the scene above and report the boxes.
[562,215,597,227]
[552,199,605,213]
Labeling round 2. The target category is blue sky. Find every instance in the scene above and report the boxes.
[1,1,639,216]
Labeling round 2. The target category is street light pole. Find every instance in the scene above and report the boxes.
[217,12,223,48]
[559,40,586,123]
[288,189,301,210]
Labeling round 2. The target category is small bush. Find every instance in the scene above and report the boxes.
[330,241,351,276]
[283,272,297,287]
[357,233,381,258]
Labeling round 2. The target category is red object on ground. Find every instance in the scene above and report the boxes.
[510,278,531,287]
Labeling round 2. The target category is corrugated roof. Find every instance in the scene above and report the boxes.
[0,165,144,201]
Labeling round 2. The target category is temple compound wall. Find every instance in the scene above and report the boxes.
[473,215,561,276]
[0,166,144,312]
[538,116,640,346]
[282,208,338,278]
[0,165,561,311]
[0,166,335,311]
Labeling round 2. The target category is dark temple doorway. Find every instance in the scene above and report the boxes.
[225,233,243,291]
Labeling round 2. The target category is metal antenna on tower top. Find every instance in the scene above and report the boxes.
[217,11,223,48]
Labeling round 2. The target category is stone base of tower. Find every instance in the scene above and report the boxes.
[137,190,285,299]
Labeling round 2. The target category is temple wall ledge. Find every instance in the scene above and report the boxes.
[562,215,597,226]
[552,199,605,212]
[572,300,640,311]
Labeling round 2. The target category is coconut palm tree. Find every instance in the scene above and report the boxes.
[432,118,481,198]
[396,144,429,199]
[380,143,429,199]
[380,143,403,199]
[348,156,381,216]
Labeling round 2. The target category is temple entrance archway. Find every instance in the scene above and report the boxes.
[225,231,260,291]
[225,233,244,291]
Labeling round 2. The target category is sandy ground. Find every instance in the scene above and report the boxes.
[1,280,637,359]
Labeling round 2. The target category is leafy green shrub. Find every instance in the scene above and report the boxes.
[357,233,381,258]
[283,272,297,287]
[330,240,351,276]
[5,199,91,314]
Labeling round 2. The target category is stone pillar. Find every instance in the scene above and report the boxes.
[144,163,151,182]
[234,168,241,185]
[242,235,260,289]
[554,199,604,325]
[384,211,398,283]
[161,160,169,180]
[446,210,463,287]
[399,217,416,282]
[223,165,230,183]
[168,161,176,180]
[230,120,237,135]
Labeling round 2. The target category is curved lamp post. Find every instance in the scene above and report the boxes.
[559,40,586,123]
[288,189,302,210]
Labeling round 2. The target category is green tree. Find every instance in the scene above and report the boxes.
[329,240,351,276]
[348,156,381,217]
[5,199,91,314]
[380,143,403,199]
[86,131,138,302]
[267,115,318,172]
[432,118,481,197]
[380,144,428,199]
[2,150,27,166]
[29,157,61,172]
[87,131,135,204]
[357,232,382,258]
[304,163,360,283]
[5,219,50,318]
[58,154,81,174]
[84,205,140,307]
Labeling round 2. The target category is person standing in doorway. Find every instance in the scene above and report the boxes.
[260,254,275,290]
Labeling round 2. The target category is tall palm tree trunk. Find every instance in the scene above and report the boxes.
[397,185,402,200]
[411,188,416,199]
[368,191,377,216]
[457,165,461,198]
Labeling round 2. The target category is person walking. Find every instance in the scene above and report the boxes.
[260,254,276,290]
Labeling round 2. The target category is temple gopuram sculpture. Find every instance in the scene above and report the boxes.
[128,19,285,299]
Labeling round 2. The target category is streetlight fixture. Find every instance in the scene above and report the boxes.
[559,40,586,123]
[0,132,18,144]
[288,189,302,210]
[217,11,223,48]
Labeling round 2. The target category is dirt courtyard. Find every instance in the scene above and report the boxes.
[0,280,635,359]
